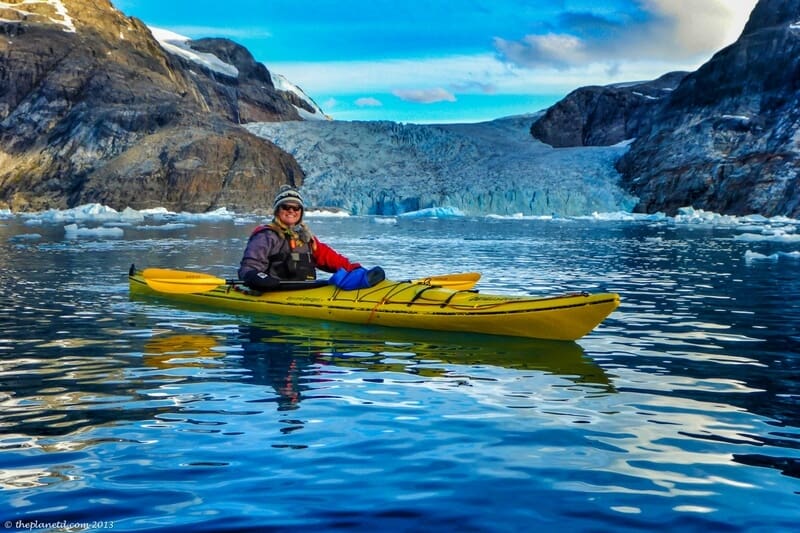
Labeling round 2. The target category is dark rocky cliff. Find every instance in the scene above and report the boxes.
[616,0,800,217]
[0,0,307,212]
[530,71,688,148]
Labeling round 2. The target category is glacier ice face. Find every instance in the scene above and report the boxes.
[245,115,638,216]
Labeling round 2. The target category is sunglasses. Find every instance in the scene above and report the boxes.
[280,204,302,212]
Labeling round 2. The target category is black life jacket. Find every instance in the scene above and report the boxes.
[252,222,317,281]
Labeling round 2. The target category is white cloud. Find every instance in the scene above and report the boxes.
[270,53,688,99]
[648,0,757,49]
[494,34,587,70]
[355,97,382,107]
[270,56,498,94]
[450,80,497,94]
[271,54,549,97]
[495,0,758,69]
[392,87,456,103]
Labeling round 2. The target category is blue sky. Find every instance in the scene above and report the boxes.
[113,0,757,124]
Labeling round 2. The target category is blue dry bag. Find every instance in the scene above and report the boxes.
[330,266,385,290]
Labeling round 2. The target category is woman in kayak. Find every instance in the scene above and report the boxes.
[238,185,383,291]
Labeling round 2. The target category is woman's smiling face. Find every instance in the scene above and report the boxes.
[277,202,303,225]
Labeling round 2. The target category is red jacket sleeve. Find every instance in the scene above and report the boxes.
[312,238,361,273]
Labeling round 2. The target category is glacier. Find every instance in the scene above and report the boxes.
[245,115,638,217]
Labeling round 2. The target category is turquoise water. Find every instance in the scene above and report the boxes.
[1,212,798,531]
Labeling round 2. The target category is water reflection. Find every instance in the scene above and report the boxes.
[246,316,610,379]
[143,334,227,369]
[137,317,614,414]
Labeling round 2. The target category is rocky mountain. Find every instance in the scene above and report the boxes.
[616,0,800,217]
[0,0,310,212]
[530,71,688,148]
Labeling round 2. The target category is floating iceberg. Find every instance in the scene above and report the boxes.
[64,223,125,239]
[398,206,465,219]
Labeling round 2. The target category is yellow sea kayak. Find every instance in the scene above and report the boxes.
[128,267,620,341]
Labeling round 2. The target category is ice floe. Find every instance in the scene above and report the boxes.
[745,250,800,262]
[398,206,466,219]
[64,223,124,239]
[2,202,798,269]
[4,202,798,228]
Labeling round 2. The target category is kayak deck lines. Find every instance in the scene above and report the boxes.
[319,281,615,316]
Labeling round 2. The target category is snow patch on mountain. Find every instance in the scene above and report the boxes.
[149,27,239,78]
[0,0,75,32]
[245,115,637,216]
[149,26,323,118]
[270,72,329,120]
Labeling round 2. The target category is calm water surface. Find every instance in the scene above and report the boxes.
[1,213,798,532]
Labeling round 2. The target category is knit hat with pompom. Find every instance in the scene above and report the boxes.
[273,185,304,212]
